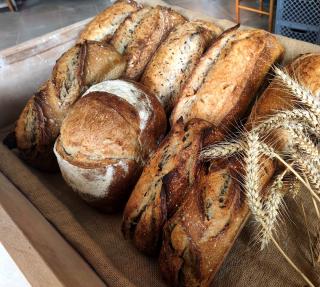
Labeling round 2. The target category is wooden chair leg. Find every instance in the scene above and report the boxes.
[268,0,275,32]
[235,0,240,24]
[259,0,263,16]
[6,0,15,12]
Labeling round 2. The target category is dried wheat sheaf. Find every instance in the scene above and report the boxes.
[201,68,320,286]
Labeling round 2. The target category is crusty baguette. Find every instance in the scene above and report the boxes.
[54,80,166,212]
[122,119,224,254]
[78,0,140,43]
[15,42,126,171]
[170,26,285,127]
[140,20,222,112]
[159,54,320,287]
[123,5,186,80]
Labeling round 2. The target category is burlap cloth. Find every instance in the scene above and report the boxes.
[1,1,320,286]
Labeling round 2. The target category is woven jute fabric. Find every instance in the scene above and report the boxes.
[1,1,320,286]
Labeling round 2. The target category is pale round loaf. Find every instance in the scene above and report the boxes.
[54,80,166,212]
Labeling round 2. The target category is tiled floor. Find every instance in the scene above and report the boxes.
[0,0,270,51]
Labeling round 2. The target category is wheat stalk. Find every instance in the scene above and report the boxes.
[274,67,320,117]
[245,133,315,287]
[261,173,285,249]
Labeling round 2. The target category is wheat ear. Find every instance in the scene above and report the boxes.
[245,134,315,287]
[201,141,242,160]
[261,173,285,249]
[290,146,320,192]
[260,143,320,204]
[285,124,320,167]
[253,109,320,136]
[274,67,320,117]
[244,132,265,226]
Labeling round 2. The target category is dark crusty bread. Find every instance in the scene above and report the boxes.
[15,42,126,171]
[159,54,320,287]
[122,5,186,80]
[122,119,223,254]
[140,20,222,113]
[78,0,140,43]
[54,80,166,212]
[159,158,274,287]
[170,26,285,128]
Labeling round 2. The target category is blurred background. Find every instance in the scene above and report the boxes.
[0,0,319,51]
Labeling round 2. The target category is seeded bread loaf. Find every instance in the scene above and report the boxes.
[78,0,140,43]
[120,5,186,80]
[170,26,285,128]
[122,119,224,254]
[140,20,222,112]
[54,80,166,212]
[15,42,126,171]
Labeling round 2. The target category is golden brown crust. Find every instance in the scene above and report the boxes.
[111,7,152,54]
[78,0,140,43]
[54,80,167,212]
[159,53,320,287]
[123,5,186,80]
[140,20,222,113]
[122,119,224,255]
[170,27,285,128]
[15,42,126,171]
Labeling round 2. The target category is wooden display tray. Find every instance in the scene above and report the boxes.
[1,1,320,286]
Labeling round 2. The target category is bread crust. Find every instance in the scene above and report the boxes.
[122,119,224,255]
[141,20,222,112]
[78,0,140,43]
[170,26,285,128]
[15,42,126,171]
[123,5,186,80]
[54,80,167,212]
[111,7,152,54]
[159,54,320,287]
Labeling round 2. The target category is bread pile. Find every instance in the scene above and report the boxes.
[15,0,293,286]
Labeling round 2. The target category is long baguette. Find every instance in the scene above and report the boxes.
[171,26,284,128]
[141,20,222,113]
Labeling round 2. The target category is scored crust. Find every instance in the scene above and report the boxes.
[54,80,166,211]
[78,0,141,43]
[141,20,222,113]
[170,27,285,128]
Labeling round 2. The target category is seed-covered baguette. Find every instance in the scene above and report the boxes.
[78,0,140,43]
[140,20,222,113]
[123,5,186,80]
[15,42,126,171]
[159,54,320,287]
[170,26,285,127]
[122,119,224,254]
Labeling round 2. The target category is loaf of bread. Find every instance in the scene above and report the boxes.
[78,0,140,43]
[140,20,222,112]
[122,26,284,256]
[15,41,126,171]
[122,119,224,254]
[158,54,320,287]
[54,80,166,212]
[170,26,285,127]
[113,5,186,80]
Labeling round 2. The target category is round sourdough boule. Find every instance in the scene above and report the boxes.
[54,80,167,212]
